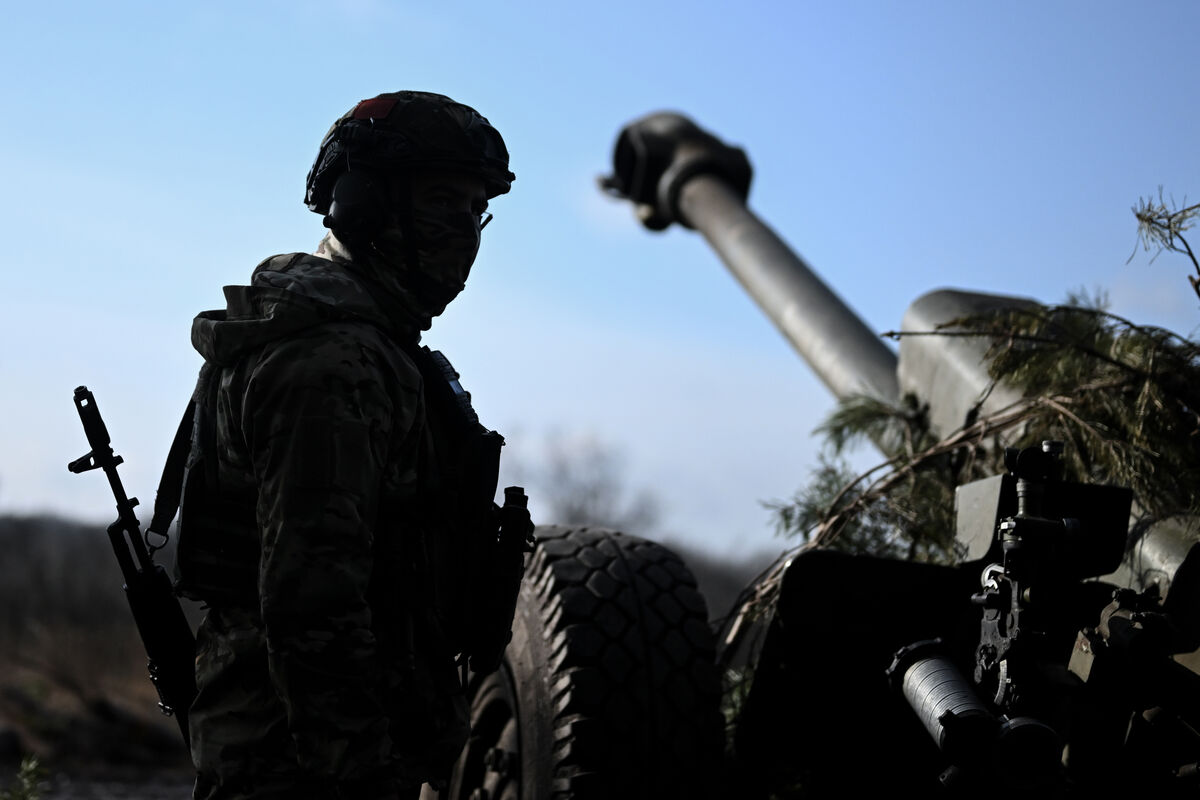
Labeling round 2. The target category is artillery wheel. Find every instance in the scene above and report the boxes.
[432,525,725,799]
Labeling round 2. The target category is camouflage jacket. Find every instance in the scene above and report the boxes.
[181,239,476,791]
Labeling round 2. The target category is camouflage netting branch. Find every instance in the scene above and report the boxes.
[767,192,1200,572]
[934,303,1198,502]
[1131,189,1199,302]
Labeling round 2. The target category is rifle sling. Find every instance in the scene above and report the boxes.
[149,398,196,537]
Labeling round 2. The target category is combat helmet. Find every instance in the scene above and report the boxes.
[305,91,515,238]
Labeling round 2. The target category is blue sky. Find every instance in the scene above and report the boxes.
[2,1,1197,561]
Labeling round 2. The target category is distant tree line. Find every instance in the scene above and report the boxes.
[0,514,206,703]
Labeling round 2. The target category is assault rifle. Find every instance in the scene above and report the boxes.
[68,386,197,749]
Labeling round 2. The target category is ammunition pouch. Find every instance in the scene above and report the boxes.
[409,346,530,674]
[464,488,533,675]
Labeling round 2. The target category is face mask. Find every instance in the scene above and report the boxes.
[407,208,482,308]
[366,209,481,314]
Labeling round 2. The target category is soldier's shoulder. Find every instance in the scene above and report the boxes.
[255,252,308,271]
[257,319,421,391]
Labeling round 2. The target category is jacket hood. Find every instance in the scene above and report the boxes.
[192,251,415,366]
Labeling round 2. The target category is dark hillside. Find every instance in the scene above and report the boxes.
[0,514,194,780]
[0,513,775,792]
[661,539,781,626]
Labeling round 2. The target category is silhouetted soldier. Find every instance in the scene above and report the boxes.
[173,91,521,800]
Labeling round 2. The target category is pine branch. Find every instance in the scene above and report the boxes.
[810,393,1038,547]
[1130,190,1200,300]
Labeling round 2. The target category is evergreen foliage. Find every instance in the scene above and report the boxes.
[771,193,1200,560]
[766,392,994,563]
[1130,188,1199,304]
[0,757,46,800]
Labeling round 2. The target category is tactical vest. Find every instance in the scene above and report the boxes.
[402,344,506,657]
[156,344,504,655]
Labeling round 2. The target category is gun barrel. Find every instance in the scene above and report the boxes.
[73,386,114,454]
[602,111,899,404]
[678,174,899,403]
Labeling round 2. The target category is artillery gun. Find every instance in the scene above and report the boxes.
[586,111,1200,797]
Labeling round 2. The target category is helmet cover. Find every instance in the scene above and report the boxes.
[305,90,515,216]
